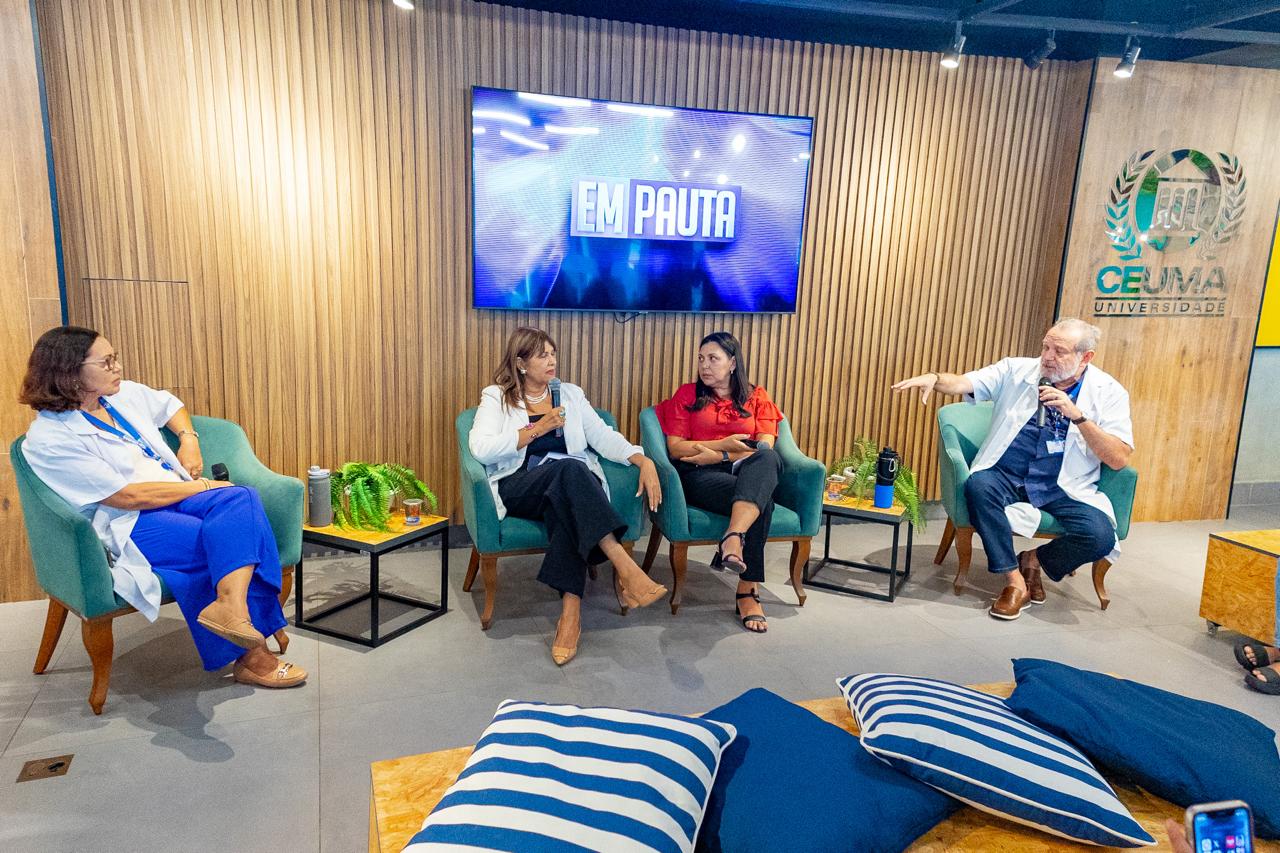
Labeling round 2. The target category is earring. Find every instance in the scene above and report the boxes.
[519,368,527,375]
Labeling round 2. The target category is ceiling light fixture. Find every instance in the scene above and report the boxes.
[392,0,414,9]
[1114,35,1141,78]
[941,22,966,69]
[1023,29,1056,70]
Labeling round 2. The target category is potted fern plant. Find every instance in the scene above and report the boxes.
[330,462,438,531]
[827,437,925,529]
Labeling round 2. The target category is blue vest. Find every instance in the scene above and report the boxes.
[994,375,1084,507]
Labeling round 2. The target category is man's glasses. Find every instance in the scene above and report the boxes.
[81,353,122,371]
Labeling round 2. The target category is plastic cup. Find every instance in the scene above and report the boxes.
[403,498,423,526]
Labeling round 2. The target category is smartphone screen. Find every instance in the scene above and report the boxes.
[1192,805,1253,852]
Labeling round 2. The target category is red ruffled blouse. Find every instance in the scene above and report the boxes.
[656,383,782,440]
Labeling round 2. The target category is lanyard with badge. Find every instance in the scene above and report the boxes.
[1043,377,1084,456]
[81,397,175,472]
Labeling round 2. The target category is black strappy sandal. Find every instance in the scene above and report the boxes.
[735,589,767,633]
[1245,666,1280,695]
[1233,641,1277,673]
[711,531,749,576]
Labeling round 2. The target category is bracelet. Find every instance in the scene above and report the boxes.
[199,477,210,491]
[177,429,199,439]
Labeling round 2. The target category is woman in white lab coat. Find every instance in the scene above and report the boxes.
[20,326,306,688]
[469,326,666,665]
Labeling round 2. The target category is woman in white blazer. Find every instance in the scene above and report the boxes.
[20,326,305,688]
[469,327,665,665]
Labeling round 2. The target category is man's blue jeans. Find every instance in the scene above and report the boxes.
[963,467,1116,582]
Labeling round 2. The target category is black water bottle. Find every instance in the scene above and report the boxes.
[874,447,900,509]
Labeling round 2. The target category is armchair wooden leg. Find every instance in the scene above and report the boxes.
[934,518,956,565]
[952,526,974,595]
[34,598,69,675]
[788,539,810,606]
[279,565,295,608]
[668,543,688,615]
[641,525,662,573]
[273,628,290,655]
[479,554,498,630]
[82,617,114,716]
[463,548,480,592]
[1092,558,1112,611]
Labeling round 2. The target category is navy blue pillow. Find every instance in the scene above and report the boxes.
[698,688,959,853]
[1007,658,1280,840]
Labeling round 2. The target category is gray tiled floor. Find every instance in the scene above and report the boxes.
[2,506,1278,853]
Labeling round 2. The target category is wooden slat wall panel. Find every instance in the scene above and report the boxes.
[1,0,63,601]
[1059,60,1280,521]
[34,0,1088,525]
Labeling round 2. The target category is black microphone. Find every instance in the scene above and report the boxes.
[211,462,230,481]
[1037,377,1053,427]
[548,378,563,437]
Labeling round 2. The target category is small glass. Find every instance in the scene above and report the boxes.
[403,498,423,526]
[825,474,847,501]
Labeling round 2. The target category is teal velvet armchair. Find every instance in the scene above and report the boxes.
[933,402,1138,609]
[455,407,645,630]
[637,406,826,614]
[13,415,303,714]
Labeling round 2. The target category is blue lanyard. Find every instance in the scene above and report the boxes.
[81,397,174,471]
[1045,375,1085,441]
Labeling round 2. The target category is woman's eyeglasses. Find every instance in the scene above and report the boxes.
[81,354,122,371]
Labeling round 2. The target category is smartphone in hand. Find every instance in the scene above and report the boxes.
[1186,801,1253,852]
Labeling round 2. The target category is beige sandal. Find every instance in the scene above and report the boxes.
[233,659,307,688]
[197,603,265,649]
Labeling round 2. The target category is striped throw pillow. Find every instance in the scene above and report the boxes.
[839,673,1156,848]
[403,700,737,853]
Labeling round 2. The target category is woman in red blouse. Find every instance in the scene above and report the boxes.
[656,331,783,633]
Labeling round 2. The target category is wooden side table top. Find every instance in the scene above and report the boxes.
[303,515,449,552]
[822,494,907,521]
[1209,529,1280,557]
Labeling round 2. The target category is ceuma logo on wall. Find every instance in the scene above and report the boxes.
[1095,148,1246,318]
[570,178,740,243]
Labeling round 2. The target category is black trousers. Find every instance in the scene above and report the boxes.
[498,459,627,598]
[677,447,782,583]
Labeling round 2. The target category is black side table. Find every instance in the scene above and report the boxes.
[804,496,913,602]
[295,516,449,647]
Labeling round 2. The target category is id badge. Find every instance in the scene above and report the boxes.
[1046,439,1065,455]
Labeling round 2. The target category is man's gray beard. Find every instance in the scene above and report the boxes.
[1042,363,1078,384]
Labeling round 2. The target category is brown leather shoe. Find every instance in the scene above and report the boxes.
[1018,551,1046,605]
[989,585,1030,621]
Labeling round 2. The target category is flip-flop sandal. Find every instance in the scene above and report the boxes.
[1233,641,1277,673]
[735,590,767,634]
[233,660,307,688]
[1245,666,1280,695]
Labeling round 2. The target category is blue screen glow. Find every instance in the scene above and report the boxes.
[470,87,814,313]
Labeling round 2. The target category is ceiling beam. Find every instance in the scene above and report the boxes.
[1171,1,1280,35]
[957,0,1027,22]
[735,1,1280,45]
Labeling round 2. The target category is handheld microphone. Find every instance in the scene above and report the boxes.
[548,378,563,437]
[211,462,230,481]
[1037,377,1053,427]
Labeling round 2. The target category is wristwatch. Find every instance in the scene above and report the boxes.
[721,450,730,463]
[1070,415,1088,425]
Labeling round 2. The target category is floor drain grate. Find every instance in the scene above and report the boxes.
[17,755,73,782]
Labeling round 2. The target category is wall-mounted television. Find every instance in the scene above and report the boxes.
[470,87,814,313]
